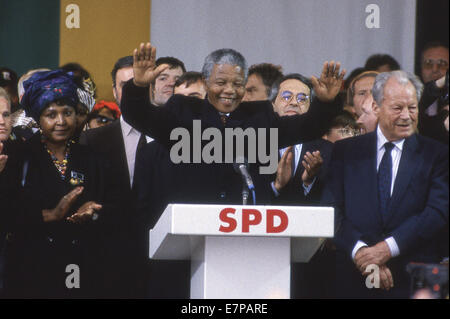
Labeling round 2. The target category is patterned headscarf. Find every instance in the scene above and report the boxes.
[77,76,96,112]
[21,70,78,122]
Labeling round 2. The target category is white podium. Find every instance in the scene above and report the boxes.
[149,204,334,299]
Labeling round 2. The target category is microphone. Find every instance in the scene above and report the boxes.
[233,157,255,191]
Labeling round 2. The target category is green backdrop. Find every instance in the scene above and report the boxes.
[0,0,60,77]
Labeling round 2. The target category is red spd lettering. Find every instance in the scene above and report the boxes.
[219,208,237,232]
[242,209,262,233]
[266,209,288,233]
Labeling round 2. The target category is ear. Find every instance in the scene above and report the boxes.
[112,85,117,101]
[372,100,380,117]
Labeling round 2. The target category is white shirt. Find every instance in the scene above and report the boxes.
[352,126,403,260]
[280,144,302,176]
[120,116,153,186]
[376,126,404,196]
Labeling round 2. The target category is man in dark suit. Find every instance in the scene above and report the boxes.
[323,70,449,298]
[78,56,157,298]
[267,73,336,299]
[121,43,346,207]
[269,73,334,205]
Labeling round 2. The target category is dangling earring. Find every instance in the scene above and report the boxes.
[40,129,46,142]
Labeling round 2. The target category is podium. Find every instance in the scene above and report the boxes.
[149,204,334,299]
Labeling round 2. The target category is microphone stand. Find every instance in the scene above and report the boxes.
[242,183,250,205]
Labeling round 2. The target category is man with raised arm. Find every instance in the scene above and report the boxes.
[121,42,345,205]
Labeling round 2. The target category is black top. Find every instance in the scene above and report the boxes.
[1,134,116,298]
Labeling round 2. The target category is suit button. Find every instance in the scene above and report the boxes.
[219,191,227,200]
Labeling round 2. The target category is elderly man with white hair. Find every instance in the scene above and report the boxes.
[322,70,449,298]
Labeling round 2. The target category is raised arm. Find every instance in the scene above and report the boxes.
[132,42,169,88]
[121,43,180,143]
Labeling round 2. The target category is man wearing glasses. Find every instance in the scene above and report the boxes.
[270,73,333,205]
[270,73,337,298]
[420,42,449,84]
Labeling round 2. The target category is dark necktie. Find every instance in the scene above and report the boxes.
[134,133,147,173]
[378,142,394,216]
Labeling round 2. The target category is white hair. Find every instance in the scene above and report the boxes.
[372,70,423,106]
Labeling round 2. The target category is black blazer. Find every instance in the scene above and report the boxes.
[79,120,146,298]
[79,120,130,197]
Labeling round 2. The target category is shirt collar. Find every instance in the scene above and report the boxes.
[120,115,137,136]
[376,125,405,152]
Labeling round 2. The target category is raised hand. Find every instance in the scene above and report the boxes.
[301,151,323,186]
[133,42,170,87]
[0,142,7,173]
[67,201,102,224]
[42,186,84,222]
[311,61,346,102]
[274,146,294,192]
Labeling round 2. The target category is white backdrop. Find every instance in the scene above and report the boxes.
[150,0,416,78]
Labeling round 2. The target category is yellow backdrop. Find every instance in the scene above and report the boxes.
[60,0,151,101]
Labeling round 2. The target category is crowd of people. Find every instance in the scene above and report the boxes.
[0,40,448,299]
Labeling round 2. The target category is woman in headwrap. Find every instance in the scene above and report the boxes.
[2,70,115,298]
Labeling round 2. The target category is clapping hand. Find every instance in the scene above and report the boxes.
[273,146,294,192]
[42,187,84,222]
[133,42,170,87]
[311,61,346,102]
[42,187,102,224]
[301,151,323,186]
[67,201,102,224]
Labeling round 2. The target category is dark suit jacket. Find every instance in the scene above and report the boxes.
[134,140,191,299]
[272,138,334,205]
[322,131,449,298]
[79,120,130,196]
[121,80,342,205]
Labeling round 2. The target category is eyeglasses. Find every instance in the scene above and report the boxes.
[422,59,449,70]
[280,91,310,104]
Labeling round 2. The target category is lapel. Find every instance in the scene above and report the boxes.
[292,143,308,184]
[110,121,132,192]
[385,134,421,223]
[357,132,383,226]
